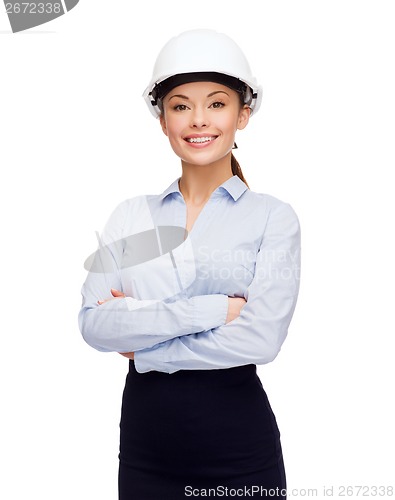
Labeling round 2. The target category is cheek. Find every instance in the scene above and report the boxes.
[164,115,186,138]
[166,126,181,146]
[216,109,240,133]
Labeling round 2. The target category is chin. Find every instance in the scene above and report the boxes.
[178,149,234,167]
[181,156,226,168]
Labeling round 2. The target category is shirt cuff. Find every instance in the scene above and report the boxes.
[134,343,168,373]
[190,293,228,332]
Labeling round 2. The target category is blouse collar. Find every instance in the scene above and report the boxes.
[158,174,248,202]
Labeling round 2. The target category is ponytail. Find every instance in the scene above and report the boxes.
[230,90,250,189]
[231,152,249,189]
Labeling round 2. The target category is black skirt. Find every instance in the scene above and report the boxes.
[118,360,286,500]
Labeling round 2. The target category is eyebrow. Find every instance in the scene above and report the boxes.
[168,90,229,102]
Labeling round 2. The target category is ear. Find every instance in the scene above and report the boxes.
[159,114,168,137]
[237,105,251,131]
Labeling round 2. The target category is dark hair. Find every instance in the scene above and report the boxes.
[231,152,249,188]
[159,76,250,188]
[231,90,249,188]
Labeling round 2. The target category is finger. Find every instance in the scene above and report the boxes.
[111,288,125,298]
[98,297,113,305]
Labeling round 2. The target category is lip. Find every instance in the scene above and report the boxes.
[183,134,218,148]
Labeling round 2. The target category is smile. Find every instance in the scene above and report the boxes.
[185,136,217,143]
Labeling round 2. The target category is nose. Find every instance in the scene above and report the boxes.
[190,106,209,129]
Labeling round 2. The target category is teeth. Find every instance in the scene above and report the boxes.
[186,136,216,143]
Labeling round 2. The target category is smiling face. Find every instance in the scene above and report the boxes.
[159,81,250,167]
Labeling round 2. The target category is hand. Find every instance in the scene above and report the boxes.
[119,352,134,360]
[226,297,247,324]
[97,288,125,305]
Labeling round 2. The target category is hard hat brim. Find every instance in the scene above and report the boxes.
[151,72,249,102]
[143,72,262,119]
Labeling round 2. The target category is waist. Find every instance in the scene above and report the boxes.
[128,359,260,389]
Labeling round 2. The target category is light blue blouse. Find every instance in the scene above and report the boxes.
[78,175,301,374]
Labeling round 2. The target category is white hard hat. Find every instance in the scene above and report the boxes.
[143,29,262,118]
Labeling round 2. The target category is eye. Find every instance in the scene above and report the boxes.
[173,104,189,111]
[210,101,225,109]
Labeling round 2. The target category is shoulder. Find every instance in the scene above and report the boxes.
[240,190,301,257]
[112,194,151,214]
[243,188,299,227]
[105,194,161,237]
[104,195,144,223]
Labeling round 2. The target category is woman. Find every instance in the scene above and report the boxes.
[79,29,301,499]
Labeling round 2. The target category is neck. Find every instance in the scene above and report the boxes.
[178,153,234,205]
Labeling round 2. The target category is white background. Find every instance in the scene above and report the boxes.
[1,1,394,498]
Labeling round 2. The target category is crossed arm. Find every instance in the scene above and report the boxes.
[96,288,247,360]
[79,199,300,373]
